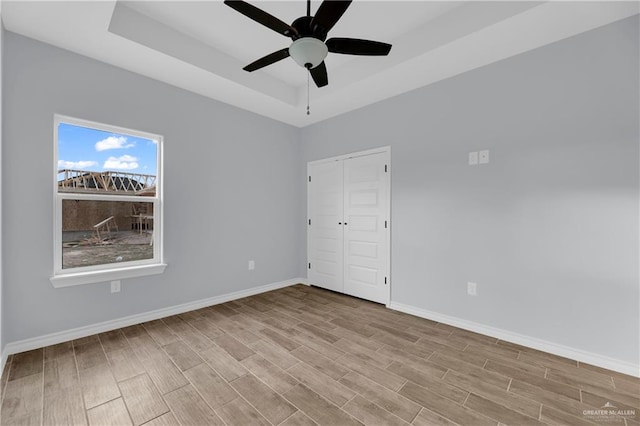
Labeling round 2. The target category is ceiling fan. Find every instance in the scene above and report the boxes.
[224,0,392,88]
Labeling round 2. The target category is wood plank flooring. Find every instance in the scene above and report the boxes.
[1,284,638,425]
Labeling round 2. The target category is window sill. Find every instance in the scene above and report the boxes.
[50,263,167,288]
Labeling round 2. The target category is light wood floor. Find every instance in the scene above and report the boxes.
[1,284,638,426]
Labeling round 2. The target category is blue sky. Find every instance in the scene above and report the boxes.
[58,122,157,176]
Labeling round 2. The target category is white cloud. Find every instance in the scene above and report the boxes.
[58,160,98,169]
[103,155,139,170]
[95,136,134,151]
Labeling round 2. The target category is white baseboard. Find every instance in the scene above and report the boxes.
[1,278,305,370]
[5,283,635,379]
[0,351,7,380]
[388,301,640,378]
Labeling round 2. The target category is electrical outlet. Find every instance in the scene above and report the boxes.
[248,260,255,270]
[111,280,121,293]
[479,150,490,164]
[467,282,477,296]
[468,151,478,165]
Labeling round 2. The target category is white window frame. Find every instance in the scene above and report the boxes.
[50,115,166,288]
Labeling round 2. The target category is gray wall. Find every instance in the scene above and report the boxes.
[2,32,301,346]
[300,16,639,365]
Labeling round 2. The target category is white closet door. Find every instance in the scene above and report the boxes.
[343,153,389,304]
[307,160,344,293]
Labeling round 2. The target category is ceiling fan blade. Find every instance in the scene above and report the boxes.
[243,48,290,72]
[224,0,297,38]
[310,61,328,88]
[311,1,352,37]
[326,38,392,56]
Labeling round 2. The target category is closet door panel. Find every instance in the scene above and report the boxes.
[307,161,344,293]
[343,153,389,304]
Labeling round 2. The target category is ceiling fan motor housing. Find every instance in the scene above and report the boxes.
[291,15,328,41]
[289,37,328,69]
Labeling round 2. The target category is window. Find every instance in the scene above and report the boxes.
[51,115,165,287]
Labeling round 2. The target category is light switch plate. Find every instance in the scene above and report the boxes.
[468,152,478,165]
[479,150,489,164]
[111,280,121,293]
[248,260,255,270]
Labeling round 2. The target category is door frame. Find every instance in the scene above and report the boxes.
[307,146,391,306]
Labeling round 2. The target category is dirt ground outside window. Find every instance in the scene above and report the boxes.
[62,230,153,269]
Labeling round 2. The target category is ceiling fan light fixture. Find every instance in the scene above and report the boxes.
[289,37,328,69]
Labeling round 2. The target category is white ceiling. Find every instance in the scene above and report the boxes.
[2,1,638,127]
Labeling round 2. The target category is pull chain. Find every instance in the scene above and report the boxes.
[306,71,310,115]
